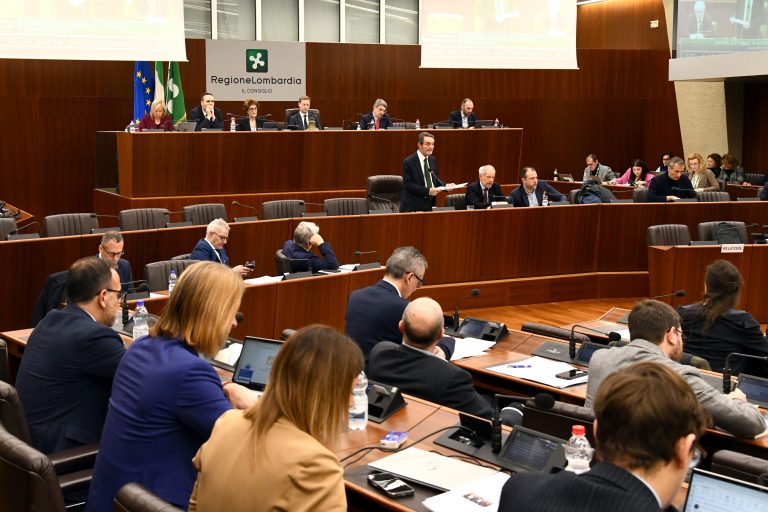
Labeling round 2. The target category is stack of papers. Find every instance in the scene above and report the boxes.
[244,275,284,285]
[487,356,588,388]
[450,337,497,360]
[423,472,510,512]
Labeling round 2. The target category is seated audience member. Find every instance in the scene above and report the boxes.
[138,99,174,132]
[369,297,493,419]
[190,218,251,276]
[646,156,695,202]
[718,153,746,184]
[86,262,260,510]
[761,181,768,200]
[288,95,322,130]
[98,231,133,292]
[189,325,363,511]
[654,151,674,174]
[281,221,339,272]
[449,98,477,129]
[585,299,765,438]
[16,257,125,454]
[345,246,454,362]
[508,167,565,207]
[500,362,710,512]
[611,159,651,187]
[465,164,503,209]
[189,92,223,131]
[359,98,391,130]
[678,260,768,375]
[706,152,722,178]
[583,154,616,183]
[236,98,263,132]
[688,152,719,192]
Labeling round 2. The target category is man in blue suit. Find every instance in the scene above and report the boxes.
[16,257,126,454]
[281,221,339,272]
[508,167,565,207]
[190,218,251,276]
[98,231,134,292]
[287,95,322,130]
[359,98,392,130]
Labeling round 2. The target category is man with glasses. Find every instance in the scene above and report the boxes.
[16,257,126,454]
[98,231,134,292]
[345,246,454,364]
[190,218,251,276]
[585,299,765,438]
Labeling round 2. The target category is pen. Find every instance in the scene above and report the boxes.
[508,364,532,368]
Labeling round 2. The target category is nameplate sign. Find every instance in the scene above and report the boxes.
[721,244,745,253]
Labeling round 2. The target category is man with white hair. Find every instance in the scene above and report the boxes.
[190,218,251,276]
[465,164,503,209]
[688,1,716,37]
[281,221,339,273]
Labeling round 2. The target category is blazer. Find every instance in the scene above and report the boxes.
[690,169,720,192]
[31,270,68,327]
[138,114,174,132]
[369,342,493,419]
[190,411,345,512]
[717,166,746,184]
[508,182,565,207]
[288,111,322,130]
[499,462,665,512]
[583,164,615,183]
[281,240,339,272]
[400,152,440,212]
[761,182,768,200]
[235,117,264,131]
[190,239,230,266]
[646,172,695,202]
[15,304,125,454]
[448,110,477,128]
[465,180,503,209]
[86,336,232,510]
[359,112,391,130]
[585,338,766,438]
[188,106,224,131]
[116,258,134,292]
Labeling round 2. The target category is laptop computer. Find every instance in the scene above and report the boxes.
[231,336,284,391]
[682,468,768,512]
[737,373,768,408]
[176,121,197,132]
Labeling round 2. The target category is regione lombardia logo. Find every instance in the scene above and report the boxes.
[246,49,268,72]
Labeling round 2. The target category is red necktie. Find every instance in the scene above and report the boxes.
[375,118,380,130]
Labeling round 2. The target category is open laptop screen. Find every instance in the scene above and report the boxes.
[232,337,283,391]
[500,426,564,473]
[682,469,768,512]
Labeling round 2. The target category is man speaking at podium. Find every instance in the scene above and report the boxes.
[400,132,456,212]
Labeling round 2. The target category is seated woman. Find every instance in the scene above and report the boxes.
[678,260,768,375]
[717,153,746,184]
[654,151,673,174]
[236,98,264,132]
[138,99,175,131]
[86,262,259,510]
[612,159,651,187]
[687,152,719,192]
[706,152,722,179]
[189,325,364,512]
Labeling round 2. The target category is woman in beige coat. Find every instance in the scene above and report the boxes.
[688,152,720,193]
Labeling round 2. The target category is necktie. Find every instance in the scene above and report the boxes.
[483,188,489,204]
[423,158,433,188]
[375,118,380,130]
[303,114,308,129]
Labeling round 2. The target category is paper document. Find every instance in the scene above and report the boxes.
[487,356,588,388]
[149,292,165,299]
[214,342,243,366]
[244,275,284,285]
[338,264,357,272]
[439,182,468,191]
[423,472,510,512]
[450,337,496,360]
[616,328,630,341]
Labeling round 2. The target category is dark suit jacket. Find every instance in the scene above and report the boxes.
[236,117,264,131]
[686,14,716,36]
[288,111,322,130]
[31,270,68,327]
[448,110,477,128]
[499,463,665,512]
[369,342,493,419]
[761,182,768,200]
[646,172,695,202]
[465,180,503,209]
[15,305,125,454]
[359,112,391,130]
[190,239,230,266]
[508,182,565,207]
[281,240,339,272]
[400,152,440,212]
[188,106,224,131]
[117,258,134,292]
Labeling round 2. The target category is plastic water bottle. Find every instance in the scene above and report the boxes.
[494,118,499,127]
[230,117,236,132]
[553,169,560,181]
[542,192,549,207]
[168,270,177,293]
[564,425,593,474]
[127,120,136,133]
[132,300,149,339]
[415,118,420,130]
[349,371,368,431]
[583,169,590,182]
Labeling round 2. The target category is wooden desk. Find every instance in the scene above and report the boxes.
[2,202,34,229]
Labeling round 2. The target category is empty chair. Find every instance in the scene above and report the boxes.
[745,172,767,186]
[323,198,368,216]
[144,259,198,292]
[262,200,305,220]
[696,221,747,243]
[366,175,403,212]
[445,194,467,210]
[44,213,98,237]
[274,249,293,275]
[181,203,227,225]
[523,399,595,445]
[696,191,730,202]
[119,208,170,231]
[0,218,16,240]
[114,482,183,512]
[646,224,691,246]
[632,188,648,203]
[710,450,768,485]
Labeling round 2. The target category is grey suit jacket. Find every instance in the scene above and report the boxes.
[583,164,615,183]
[585,339,765,438]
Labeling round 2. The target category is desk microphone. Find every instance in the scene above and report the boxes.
[232,200,259,211]
[723,353,768,393]
[367,194,397,211]
[430,170,445,188]
[453,288,480,331]
[354,250,380,263]
[653,290,686,300]
[491,393,555,453]
[235,312,244,323]
[90,213,120,220]
[298,201,326,208]
[569,324,621,360]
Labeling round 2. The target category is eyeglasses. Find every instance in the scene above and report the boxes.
[100,245,124,258]
[214,232,229,242]
[104,288,127,302]
[689,443,705,469]
[409,272,425,288]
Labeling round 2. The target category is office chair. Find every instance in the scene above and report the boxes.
[646,224,691,246]
[710,450,768,485]
[262,200,305,220]
[181,204,227,225]
[144,260,198,292]
[696,191,730,202]
[366,175,403,213]
[323,198,368,216]
[696,221,747,243]
[119,208,170,231]
[44,214,98,237]
[445,194,467,210]
[0,218,16,240]
[113,482,183,512]
[274,249,293,275]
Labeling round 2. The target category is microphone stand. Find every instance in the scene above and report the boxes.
[569,324,622,360]
[723,353,768,393]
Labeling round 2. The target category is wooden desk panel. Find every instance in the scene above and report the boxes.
[273,272,351,337]
[597,203,667,271]
[671,202,735,241]
[418,210,485,284]
[227,219,292,278]
[356,214,424,271]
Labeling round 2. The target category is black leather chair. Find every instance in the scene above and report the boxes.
[710,450,768,485]
[44,214,98,237]
[181,204,227,225]
[522,399,595,446]
[31,270,69,327]
[0,217,16,240]
[144,260,198,292]
[646,224,691,246]
[262,200,305,220]
[284,107,320,129]
[114,482,183,512]
[274,249,293,275]
[366,175,403,213]
[323,198,368,216]
[445,194,467,210]
[696,191,730,202]
[696,221,747,243]
[744,173,766,186]
[119,209,170,231]
[632,188,648,203]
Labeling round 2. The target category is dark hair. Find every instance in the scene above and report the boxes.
[628,299,680,345]
[707,153,722,168]
[200,92,214,101]
[66,257,114,304]
[629,159,649,185]
[701,260,742,330]
[661,151,674,163]
[721,153,739,167]
[243,98,259,111]
[418,132,434,145]
[520,166,536,180]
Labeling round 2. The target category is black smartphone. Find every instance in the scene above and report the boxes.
[367,472,415,498]
[244,260,255,270]
[556,369,588,380]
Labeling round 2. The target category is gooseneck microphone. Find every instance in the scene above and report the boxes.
[653,290,686,300]
[354,250,380,263]
[723,353,768,393]
[453,288,480,331]
[235,312,244,323]
[491,393,555,453]
[569,324,622,360]
[232,200,258,211]
[367,194,397,211]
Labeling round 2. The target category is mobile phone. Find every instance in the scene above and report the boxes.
[244,260,255,270]
[556,369,588,380]
[367,472,415,498]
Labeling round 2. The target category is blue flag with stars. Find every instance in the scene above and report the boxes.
[133,61,154,124]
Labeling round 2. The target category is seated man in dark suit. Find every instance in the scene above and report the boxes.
[761,180,768,200]
[190,218,251,276]
[281,221,338,272]
[508,167,565,207]
[359,98,391,130]
[287,95,322,130]
[98,231,133,292]
[369,297,493,419]
[15,257,126,454]
[448,98,477,129]
[188,92,223,131]
[499,362,710,511]
[345,246,454,363]
[646,156,695,202]
[465,164,503,209]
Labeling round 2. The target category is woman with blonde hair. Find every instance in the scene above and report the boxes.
[87,261,259,510]
[687,152,719,192]
[189,325,364,512]
[138,99,175,131]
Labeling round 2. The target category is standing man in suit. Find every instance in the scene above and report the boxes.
[345,246,454,363]
[188,92,223,131]
[401,132,455,212]
[508,167,565,207]
[190,218,251,276]
[369,297,493,419]
[288,95,322,130]
[465,164,503,209]
[359,98,391,130]
[15,257,126,454]
[499,362,710,511]
[98,231,133,292]
[448,98,477,129]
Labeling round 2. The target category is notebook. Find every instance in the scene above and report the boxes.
[682,469,768,512]
[231,337,284,391]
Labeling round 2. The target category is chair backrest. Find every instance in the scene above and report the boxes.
[284,108,320,127]
[0,380,32,443]
[181,203,227,225]
[568,189,579,204]
[745,172,767,186]
[445,194,466,210]
[31,270,69,327]
[646,224,691,246]
[114,482,184,512]
[718,179,727,191]
[0,340,9,384]
[632,188,648,203]
[521,322,590,344]
[0,218,16,240]
[43,213,98,237]
[366,175,403,212]
[710,450,768,485]
[696,221,747,243]
[144,260,198,292]
[274,249,293,275]
[522,400,595,446]
[696,191,730,202]
[262,200,305,220]
[169,253,191,261]
[119,208,170,231]
[323,198,368,216]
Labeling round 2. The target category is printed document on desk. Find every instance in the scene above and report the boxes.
[486,356,589,388]
[423,472,510,512]
[450,337,496,360]
[438,182,468,191]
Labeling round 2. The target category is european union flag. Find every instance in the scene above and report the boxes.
[133,61,154,125]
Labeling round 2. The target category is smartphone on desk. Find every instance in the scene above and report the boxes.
[367,472,415,498]
[556,369,588,380]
